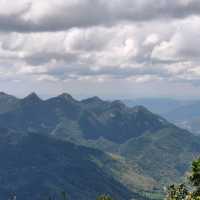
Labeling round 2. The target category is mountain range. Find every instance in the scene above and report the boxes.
[0,92,200,200]
[122,98,192,115]
[164,101,200,135]
[123,98,200,135]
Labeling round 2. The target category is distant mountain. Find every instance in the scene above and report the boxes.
[123,98,193,115]
[0,128,139,200]
[123,98,200,135]
[165,101,200,121]
[164,101,200,135]
[0,92,200,198]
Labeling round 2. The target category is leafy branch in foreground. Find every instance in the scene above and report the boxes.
[166,158,200,200]
[166,184,188,200]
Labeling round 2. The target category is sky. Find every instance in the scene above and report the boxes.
[0,0,200,99]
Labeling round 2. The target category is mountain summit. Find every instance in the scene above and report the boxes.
[58,93,77,102]
[22,92,42,104]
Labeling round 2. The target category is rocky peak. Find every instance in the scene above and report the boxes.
[22,92,42,104]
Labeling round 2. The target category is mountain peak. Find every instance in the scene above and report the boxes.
[0,92,8,96]
[22,92,42,103]
[110,100,126,109]
[82,96,104,104]
[27,92,40,99]
[58,93,76,102]
[132,105,149,113]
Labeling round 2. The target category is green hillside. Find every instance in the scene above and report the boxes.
[0,92,200,199]
[0,128,141,200]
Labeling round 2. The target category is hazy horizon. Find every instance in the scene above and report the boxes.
[1,90,199,102]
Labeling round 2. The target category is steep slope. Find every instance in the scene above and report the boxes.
[0,93,171,144]
[120,127,200,185]
[123,98,183,115]
[0,92,19,113]
[0,128,139,200]
[79,100,171,143]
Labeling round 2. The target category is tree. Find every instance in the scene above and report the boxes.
[166,184,188,200]
[189,159,200,197]
[166,158,200,200]
[96,194,113,200]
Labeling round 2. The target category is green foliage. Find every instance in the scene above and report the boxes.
[166,184,188,200]
[96,194,113,200]
[166,158,200,200]
[189,159,200,196]
[190,159,200,186]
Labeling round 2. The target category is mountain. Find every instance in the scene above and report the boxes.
[123,98,194,115]
[0,93,171,144]
[0,93,82,134]
[0,92,200,198]
[120,127,200,185]
[123,98,200,135]
[165,101,200,135]
[165,101,200,121]
[0,92,19,113]
[0,128,141,200]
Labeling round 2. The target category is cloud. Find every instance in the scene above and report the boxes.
[0,0,200,32]
[0,0,200,98]
[0,17,200,85]
[151,17,200,61]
